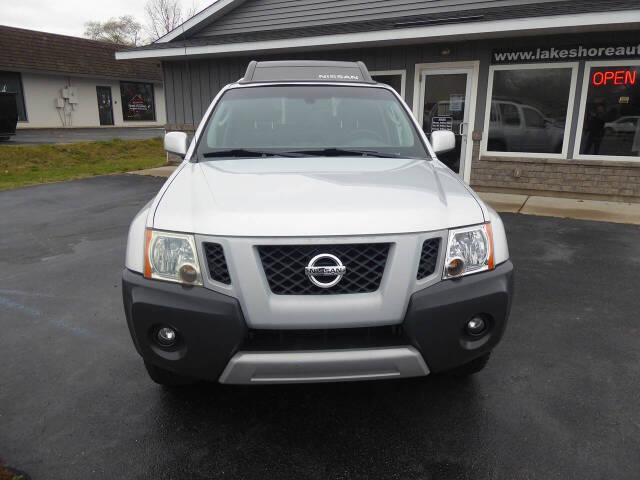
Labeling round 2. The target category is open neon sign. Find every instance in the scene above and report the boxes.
[592,70,637,86]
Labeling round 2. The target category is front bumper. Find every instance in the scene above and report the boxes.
[122,261,513,383]
[403,260,514,372]
[122,268,247,382]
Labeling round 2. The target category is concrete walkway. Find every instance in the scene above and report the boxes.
[128,166,640,225]
[478,192,640,225]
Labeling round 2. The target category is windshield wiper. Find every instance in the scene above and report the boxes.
[201,149,301,158]
[285,148,403,158]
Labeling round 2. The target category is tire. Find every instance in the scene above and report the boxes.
[144,361,197,387]
[448,352,491,378]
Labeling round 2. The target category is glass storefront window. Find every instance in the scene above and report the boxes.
[120,82,155,121]
[0,70,27,121]
[486,66,574,154]
[579,65,640,157]
[371,72,404,98]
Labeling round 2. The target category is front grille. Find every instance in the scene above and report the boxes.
[258,243,390,295]
[203,242,231,284]
[417,238,441,279]
[243,326,407,351]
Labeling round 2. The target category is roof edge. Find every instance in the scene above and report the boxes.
[155,0,247,44]
[0,65,163,83]
[116,9,640,60]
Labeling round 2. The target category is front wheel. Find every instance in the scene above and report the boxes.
[144,361,198,386]
[447,352,491,378]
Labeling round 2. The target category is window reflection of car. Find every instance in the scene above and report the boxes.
[604,116,640,136]
[488,100,564,153]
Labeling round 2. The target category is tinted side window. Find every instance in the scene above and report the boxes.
[523,108,546,128]
[371,74,403,97]
[490,103,500,122]
[501,104,520,126]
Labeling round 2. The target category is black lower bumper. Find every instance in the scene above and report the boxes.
[403,261,514,373]
[122,261,513,381]
[122,269,247,381]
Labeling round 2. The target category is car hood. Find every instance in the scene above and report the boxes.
[153,157,485,237]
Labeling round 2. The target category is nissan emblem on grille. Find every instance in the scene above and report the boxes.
[304,254,347,289]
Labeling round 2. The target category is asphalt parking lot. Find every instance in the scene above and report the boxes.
[3,127,164,145]
[1,175,639,479]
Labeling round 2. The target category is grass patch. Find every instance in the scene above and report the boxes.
[0,138,166,191]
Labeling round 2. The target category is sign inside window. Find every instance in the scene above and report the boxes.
[120,82,155,121]
[592,70,637,86]
[449,94,464,112]
[431,116,453,132]
[580,65,640,157]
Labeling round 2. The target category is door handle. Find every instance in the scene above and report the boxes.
[458,122,468,136]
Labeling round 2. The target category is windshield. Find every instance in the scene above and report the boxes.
[196,85,429,159]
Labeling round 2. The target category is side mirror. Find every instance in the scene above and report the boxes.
[164,131,189,158]
[430,130,456,155]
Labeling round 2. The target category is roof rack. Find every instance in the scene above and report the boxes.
[239,60,375,84]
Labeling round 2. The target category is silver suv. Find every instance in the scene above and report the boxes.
[122,61,514,386]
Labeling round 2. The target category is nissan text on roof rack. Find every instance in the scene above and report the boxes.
[122,60,514,386]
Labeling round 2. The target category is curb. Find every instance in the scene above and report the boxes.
[479,192,640,225]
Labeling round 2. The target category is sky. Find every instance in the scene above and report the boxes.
[1,0,203,38]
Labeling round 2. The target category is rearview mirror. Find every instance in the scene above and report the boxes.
[164,131,189,158]
[430,130,456,155]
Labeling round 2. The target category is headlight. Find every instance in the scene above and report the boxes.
[144,229,203,285]
[443,223,494,279]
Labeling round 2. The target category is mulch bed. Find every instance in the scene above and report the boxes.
[0,461,30,480]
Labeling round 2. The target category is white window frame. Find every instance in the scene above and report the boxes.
[370,69,406,99]
[411,61,480,184]
[573,59,640,162]
[481,62,579,159]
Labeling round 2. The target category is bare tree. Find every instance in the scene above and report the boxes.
[84,15,143,46]
[145,0,199,41]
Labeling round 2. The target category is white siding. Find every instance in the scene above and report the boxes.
[17,72,166,129]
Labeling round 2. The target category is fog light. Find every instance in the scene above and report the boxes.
[466,316,486,336]
[179,264,198,284]
[157,327,177,346]
[446,257,465,277]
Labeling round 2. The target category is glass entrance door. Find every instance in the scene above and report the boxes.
[96,86,114,126]
[419,68,473,175]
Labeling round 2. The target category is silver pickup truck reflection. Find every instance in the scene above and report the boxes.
[488,100,565,154]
